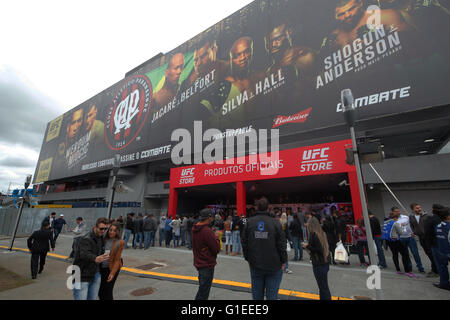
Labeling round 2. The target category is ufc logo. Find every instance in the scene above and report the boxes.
[302,147,329,161]
[181,168,195,177]
[114,89,140,134]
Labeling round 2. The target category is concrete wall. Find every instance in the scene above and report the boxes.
[362,153,450,184]
[0,207,133,237]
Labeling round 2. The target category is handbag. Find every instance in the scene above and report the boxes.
[286,240,291,252]
[334,241,348,263]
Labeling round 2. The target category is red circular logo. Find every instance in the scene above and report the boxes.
[105,75,152,151]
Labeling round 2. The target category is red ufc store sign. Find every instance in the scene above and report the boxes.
[168,139,363,221]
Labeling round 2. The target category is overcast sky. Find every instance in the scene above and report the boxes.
[0,0,254,193]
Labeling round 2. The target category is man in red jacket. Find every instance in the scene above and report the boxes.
[192,208,221,300]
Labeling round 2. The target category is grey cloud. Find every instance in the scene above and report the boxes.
[0,67,61,151]
[0,155,36,168]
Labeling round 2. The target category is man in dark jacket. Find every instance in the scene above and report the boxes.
[73,217,109,300]
[53,214,68,242]
[289,214,303,261]
[143,213,157,249]
[241,196,287,300]
[369,211,387,269]
[186,215,195,249]
[192,208,220,300]
[409,203,438,277]
[27,221,55,279]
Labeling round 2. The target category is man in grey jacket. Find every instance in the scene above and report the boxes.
[68,217,86,260]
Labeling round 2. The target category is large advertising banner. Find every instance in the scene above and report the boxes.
[34,0,450,183]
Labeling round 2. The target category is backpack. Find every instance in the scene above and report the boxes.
[381,219,397,241]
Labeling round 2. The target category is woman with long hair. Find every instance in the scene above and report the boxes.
[98,223,125,300]
[303,217,332,300]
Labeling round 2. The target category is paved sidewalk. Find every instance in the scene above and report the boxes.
[0,233,449,300]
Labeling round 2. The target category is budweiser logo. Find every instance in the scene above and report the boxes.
[272,107,312,128]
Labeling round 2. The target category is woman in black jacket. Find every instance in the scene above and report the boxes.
[303,217,332,300]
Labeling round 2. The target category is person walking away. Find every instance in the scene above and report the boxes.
[149,213,157,247]
[165,215,173,247]
[170,216,182,247]
[186,215,194,249]
[409,203,438,277]
[354,219,370,267]
[432,206,450,290]
[395,207,425,273]
[123,213,134,249]
[382,211,413,276]
[159,214,167,246]
[279,212,293,274]
[53,214,68,242]
[369,211,388,269]
[133,213,144,249]
[180,216,188,246]
[192,208,220,300]
[42,212,56,237]
[68,217,86,260]
[143,213,154,249]
[224,215,233,255]
[241,197,287,300]
[322,215,338,265]
[289,213,304,261]
[98,223,125,300]
[27,221,55,279]
[73,218,109,300]
[303,217,332,300]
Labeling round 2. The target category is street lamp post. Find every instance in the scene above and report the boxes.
[341,89,383,300]
[9,174,32,251]
[106,154,121,222]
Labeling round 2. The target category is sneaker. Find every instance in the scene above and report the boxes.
[419,270,425,274]
[433,283,450,291]
[396,271,404,275]
[285,269,293,274]
[426,272,439,278]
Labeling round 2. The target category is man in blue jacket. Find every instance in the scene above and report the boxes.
[242,196,287,300]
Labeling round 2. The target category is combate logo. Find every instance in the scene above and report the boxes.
[105,75,152,150]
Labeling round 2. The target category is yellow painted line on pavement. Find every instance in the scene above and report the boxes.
[0,245,352,300]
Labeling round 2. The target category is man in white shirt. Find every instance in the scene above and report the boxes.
[393,207,425,273]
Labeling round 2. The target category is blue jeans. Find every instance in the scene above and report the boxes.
[73,272,101,300]
[123,229,132,248]
[133,232,143,248]
[250,267,283,300]
[158,228,165,246]
[291,236,303,260]
[180,228,186,246]
[232,231,241,253]
[356,240,369,264]
[312,264,331,300]
[173,234,180,247]
[431,246,449,289]
[149,231,155,246]
[143,231,151,249]
[374,236,387,267]
[400,237,424,272]
[195,267,215,300]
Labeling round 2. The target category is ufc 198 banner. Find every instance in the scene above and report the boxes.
[34,0,450,183]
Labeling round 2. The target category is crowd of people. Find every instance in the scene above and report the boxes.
[25,200,449,300]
